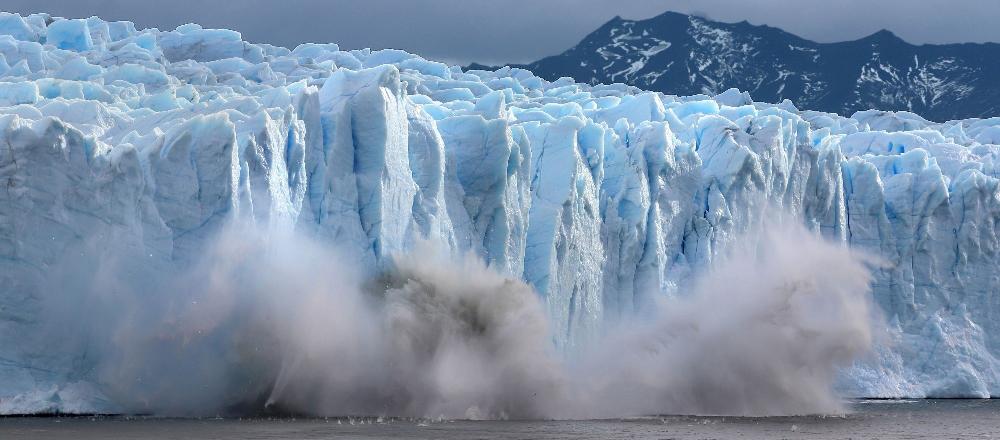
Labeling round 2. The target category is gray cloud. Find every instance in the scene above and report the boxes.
[2,0,998,65]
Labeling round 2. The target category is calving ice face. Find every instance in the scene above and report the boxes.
[0,11,999,417]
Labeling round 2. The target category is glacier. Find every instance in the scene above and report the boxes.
[2,12,1000,414]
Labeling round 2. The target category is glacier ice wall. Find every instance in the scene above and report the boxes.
[2,12,1000,413]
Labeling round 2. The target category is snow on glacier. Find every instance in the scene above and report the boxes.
[1,11,1000,413]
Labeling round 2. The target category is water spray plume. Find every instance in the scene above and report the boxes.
[44,219,879,418]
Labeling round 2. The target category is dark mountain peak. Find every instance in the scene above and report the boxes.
[859,29,905,44]
[656,11,792,41]
[521,9,1000,121]
[596,14,632,33]
[642,9,697,27]
[649,10,691,20]
[465,62,498,71]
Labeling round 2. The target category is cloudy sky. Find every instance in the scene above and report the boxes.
[5,0,999,65]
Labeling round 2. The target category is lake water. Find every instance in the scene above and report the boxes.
[2,399,999,439]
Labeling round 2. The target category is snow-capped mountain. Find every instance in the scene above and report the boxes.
[500,11,1000,122]
[5,11,1000,414]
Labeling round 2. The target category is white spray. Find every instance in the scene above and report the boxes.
[45,219,878,418]
[571,223,879,416]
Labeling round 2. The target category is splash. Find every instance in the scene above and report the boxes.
[44,220,878,418]
[572,223,880,416]
[265,243,567,419]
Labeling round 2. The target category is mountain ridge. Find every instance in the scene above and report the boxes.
[472,10,1000,121]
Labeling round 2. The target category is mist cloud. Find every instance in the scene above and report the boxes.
[42,215,881,418]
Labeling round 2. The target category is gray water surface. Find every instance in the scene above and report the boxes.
[2,400,999,439]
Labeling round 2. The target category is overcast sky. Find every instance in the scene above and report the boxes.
[5,1,1000,65]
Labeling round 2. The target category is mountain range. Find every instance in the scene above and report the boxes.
[471,11,1000,121]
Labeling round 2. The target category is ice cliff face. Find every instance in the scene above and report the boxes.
[2,12,1000,413]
